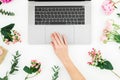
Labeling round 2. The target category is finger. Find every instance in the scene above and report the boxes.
[51,33,58,46]
[50,41,55,50]
[56,32,64,44]
[53,32,61,45]
[63,35,68,45]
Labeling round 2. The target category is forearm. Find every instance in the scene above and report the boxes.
[61,56,86,80]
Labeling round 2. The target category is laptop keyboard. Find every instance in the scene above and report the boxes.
[35,6,85,25]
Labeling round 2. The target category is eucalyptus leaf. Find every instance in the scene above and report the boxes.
[1,23,14,31]
[3,76,8,80]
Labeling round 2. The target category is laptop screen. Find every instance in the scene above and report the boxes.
[29,0,91,1]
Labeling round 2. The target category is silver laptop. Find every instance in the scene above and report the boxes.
[28,0,91,44]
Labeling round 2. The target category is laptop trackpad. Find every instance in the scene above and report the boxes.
[45,26,74,44]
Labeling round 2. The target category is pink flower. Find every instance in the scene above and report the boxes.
[101,0,115,15]
[105,20,113,31]
[38,69,41,73]
[0,0,12,3]
[31,60,37,63]
[87,62,93,65]
[100,34,107,42]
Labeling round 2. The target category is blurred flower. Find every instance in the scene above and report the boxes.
[101,20,120,44]
[101,0,120,15]
[0,0,12,3]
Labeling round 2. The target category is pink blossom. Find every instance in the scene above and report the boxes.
[100,34,108,42]
[105,20,113,31]
[0,0,12,3]
[101,0,115,15]
[38,69,41,73]
[87,62,93,65]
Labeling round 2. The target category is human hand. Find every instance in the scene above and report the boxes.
[50,32,69,61]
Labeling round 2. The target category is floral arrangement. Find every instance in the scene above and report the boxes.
[0,0,15,16]
[52,65,60,80]
[0,51,21,80]
[23,60,41,80]
[1,23,21,45]
[101,0,120,15]
[100,19,120,44]
[88,48,120,79]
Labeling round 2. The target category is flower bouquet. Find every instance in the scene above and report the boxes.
[88,48,120,79]
[23,60,41,80]
[0,23,21,45]
[101,20,120,44]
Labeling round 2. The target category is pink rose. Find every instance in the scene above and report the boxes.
[101,0,115,15]
[0,0,12,3]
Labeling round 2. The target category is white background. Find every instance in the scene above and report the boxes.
[0,0,120,80]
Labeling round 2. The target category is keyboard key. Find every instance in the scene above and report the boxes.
[35,6,85,25]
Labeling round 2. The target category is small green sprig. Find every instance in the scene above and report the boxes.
[0,9,15,16]
[0,51,21,80]
[9,51,21,74]
[117,13,120,17]
[52,65,60,80]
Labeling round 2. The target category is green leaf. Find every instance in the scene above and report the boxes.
[31,65,40,73]
[0,1,2,5]
[23,66,32,74]
[117,13,120,17]
[0,78,3,80]
[96,62,104,69]
[103,61,113,70]
[114,6,117,9]
[114,35,120,43]
[1,23,15,41]
[1,23,15,31]
[3,76,8,80]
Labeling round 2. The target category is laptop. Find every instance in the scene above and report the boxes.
[28,0,91,44]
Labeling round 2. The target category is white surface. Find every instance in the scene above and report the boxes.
[0,0,120,80]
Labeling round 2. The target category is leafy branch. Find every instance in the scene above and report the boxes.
[52,65,60,80]
[0,51,21,80]
[0,9,15,16]
[9,51,21,74]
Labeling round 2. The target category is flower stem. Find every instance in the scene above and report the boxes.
[111,70,120,79]
[25,73,38,80]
